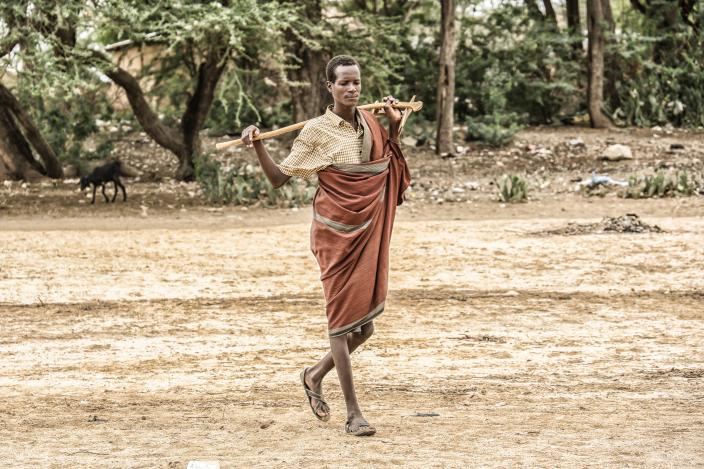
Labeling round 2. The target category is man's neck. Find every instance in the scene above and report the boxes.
[332,103,357,128]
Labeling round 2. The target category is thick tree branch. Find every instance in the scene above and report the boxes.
[93,51,183,156]
[0,83,64,177]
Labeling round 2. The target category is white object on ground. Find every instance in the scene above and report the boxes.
[598,144,633,161]
[187,461,220,469]
[580,172,628,187]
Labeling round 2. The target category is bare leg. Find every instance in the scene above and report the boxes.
[329,330,373,432]
[304,322,374,423]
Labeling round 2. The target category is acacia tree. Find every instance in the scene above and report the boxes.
[90,0,297,181]
[2,1,297,181]
[0,7,64,180]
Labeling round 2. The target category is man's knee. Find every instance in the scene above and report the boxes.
[359,322,374,340]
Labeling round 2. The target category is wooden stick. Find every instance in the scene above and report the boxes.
[215,100,423,150]
[398,95,416,137]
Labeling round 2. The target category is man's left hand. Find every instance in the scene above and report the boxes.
[383,95,402,138]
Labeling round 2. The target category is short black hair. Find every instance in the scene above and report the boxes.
[326,55,360,83]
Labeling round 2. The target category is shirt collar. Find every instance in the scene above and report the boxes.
[325,105,361,129]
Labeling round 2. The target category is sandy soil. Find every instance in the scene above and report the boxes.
[1,194,703,468]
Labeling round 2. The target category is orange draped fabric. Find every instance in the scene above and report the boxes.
[311,109,411,337]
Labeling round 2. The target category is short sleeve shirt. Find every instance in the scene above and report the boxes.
[277,106,365,179]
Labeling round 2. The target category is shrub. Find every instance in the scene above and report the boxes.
[456,5,580,126]
[466,111,523,147]
[608,11,704,127]
[195,153,317,207]
[496,174,528,203]
[623,170,701,198]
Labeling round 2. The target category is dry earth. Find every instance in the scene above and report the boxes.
[1,126,704,468]
[2,197,704,468]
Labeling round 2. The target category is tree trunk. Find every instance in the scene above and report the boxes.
[542,0,558,27]
[284,0,328,122]
[525,0,544,20]
[586,0,612,128]
[180,47,228,181]
[602,0,615,31]
[0,107,46,181]
[436,0,456,155]
[566,0,581,53]
[0,83,64,178]
[601,0,618,104]
[289,48,328,122]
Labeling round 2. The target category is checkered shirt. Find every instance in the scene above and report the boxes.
[277,106,365,179]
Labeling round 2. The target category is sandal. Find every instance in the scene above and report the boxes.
[345,420,376,437]
[300,367,330,422]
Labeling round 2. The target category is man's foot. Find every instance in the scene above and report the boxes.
[345,415,376,437]
[300,367,330,421]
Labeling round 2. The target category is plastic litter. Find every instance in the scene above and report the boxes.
[580,172,628,188]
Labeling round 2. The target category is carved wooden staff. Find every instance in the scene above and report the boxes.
[215,99,422,150]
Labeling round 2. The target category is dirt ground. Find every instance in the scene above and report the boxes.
[1,127,704,468]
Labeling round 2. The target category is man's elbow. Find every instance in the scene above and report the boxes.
[272,175,291,189]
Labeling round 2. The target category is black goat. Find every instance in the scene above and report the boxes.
[80,161,127,204]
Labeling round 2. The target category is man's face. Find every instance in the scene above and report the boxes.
[328,65,361,106]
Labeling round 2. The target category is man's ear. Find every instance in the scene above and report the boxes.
[325,80,333,93]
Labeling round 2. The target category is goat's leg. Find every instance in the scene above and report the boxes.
[91,185,97,204]
[111,180,118,202]
[101,184,109,202]
[116,178,127,202]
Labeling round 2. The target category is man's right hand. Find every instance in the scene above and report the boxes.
[241,125,260,148]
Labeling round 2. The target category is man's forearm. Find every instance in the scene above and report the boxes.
[388,124,400,142]
[253,141,290,188]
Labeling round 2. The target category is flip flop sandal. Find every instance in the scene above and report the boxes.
[345,421,377,437]
[300,367,330,422]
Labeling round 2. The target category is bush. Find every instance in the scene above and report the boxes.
[608,11,704,127]
[496,174,529,203]
[622,170,701,198]
[464,69,524,147]
[466,111,523,147]
[195,153,317,207]
[456,5,580,126]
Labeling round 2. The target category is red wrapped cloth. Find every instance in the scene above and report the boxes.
[311,109,411,337]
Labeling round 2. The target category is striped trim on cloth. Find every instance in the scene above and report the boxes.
[310,109,411,337]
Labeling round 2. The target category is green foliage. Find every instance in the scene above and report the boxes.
[465,72,524,147]
[94,0,300,128]
[623,170,701,198]
[456,4,581,126]
[608,8,704,127]
[496,174,529,203]
[5,0,704,187]
[195,153,317,207]
[32,93,114,164]
[466,113,522,147]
